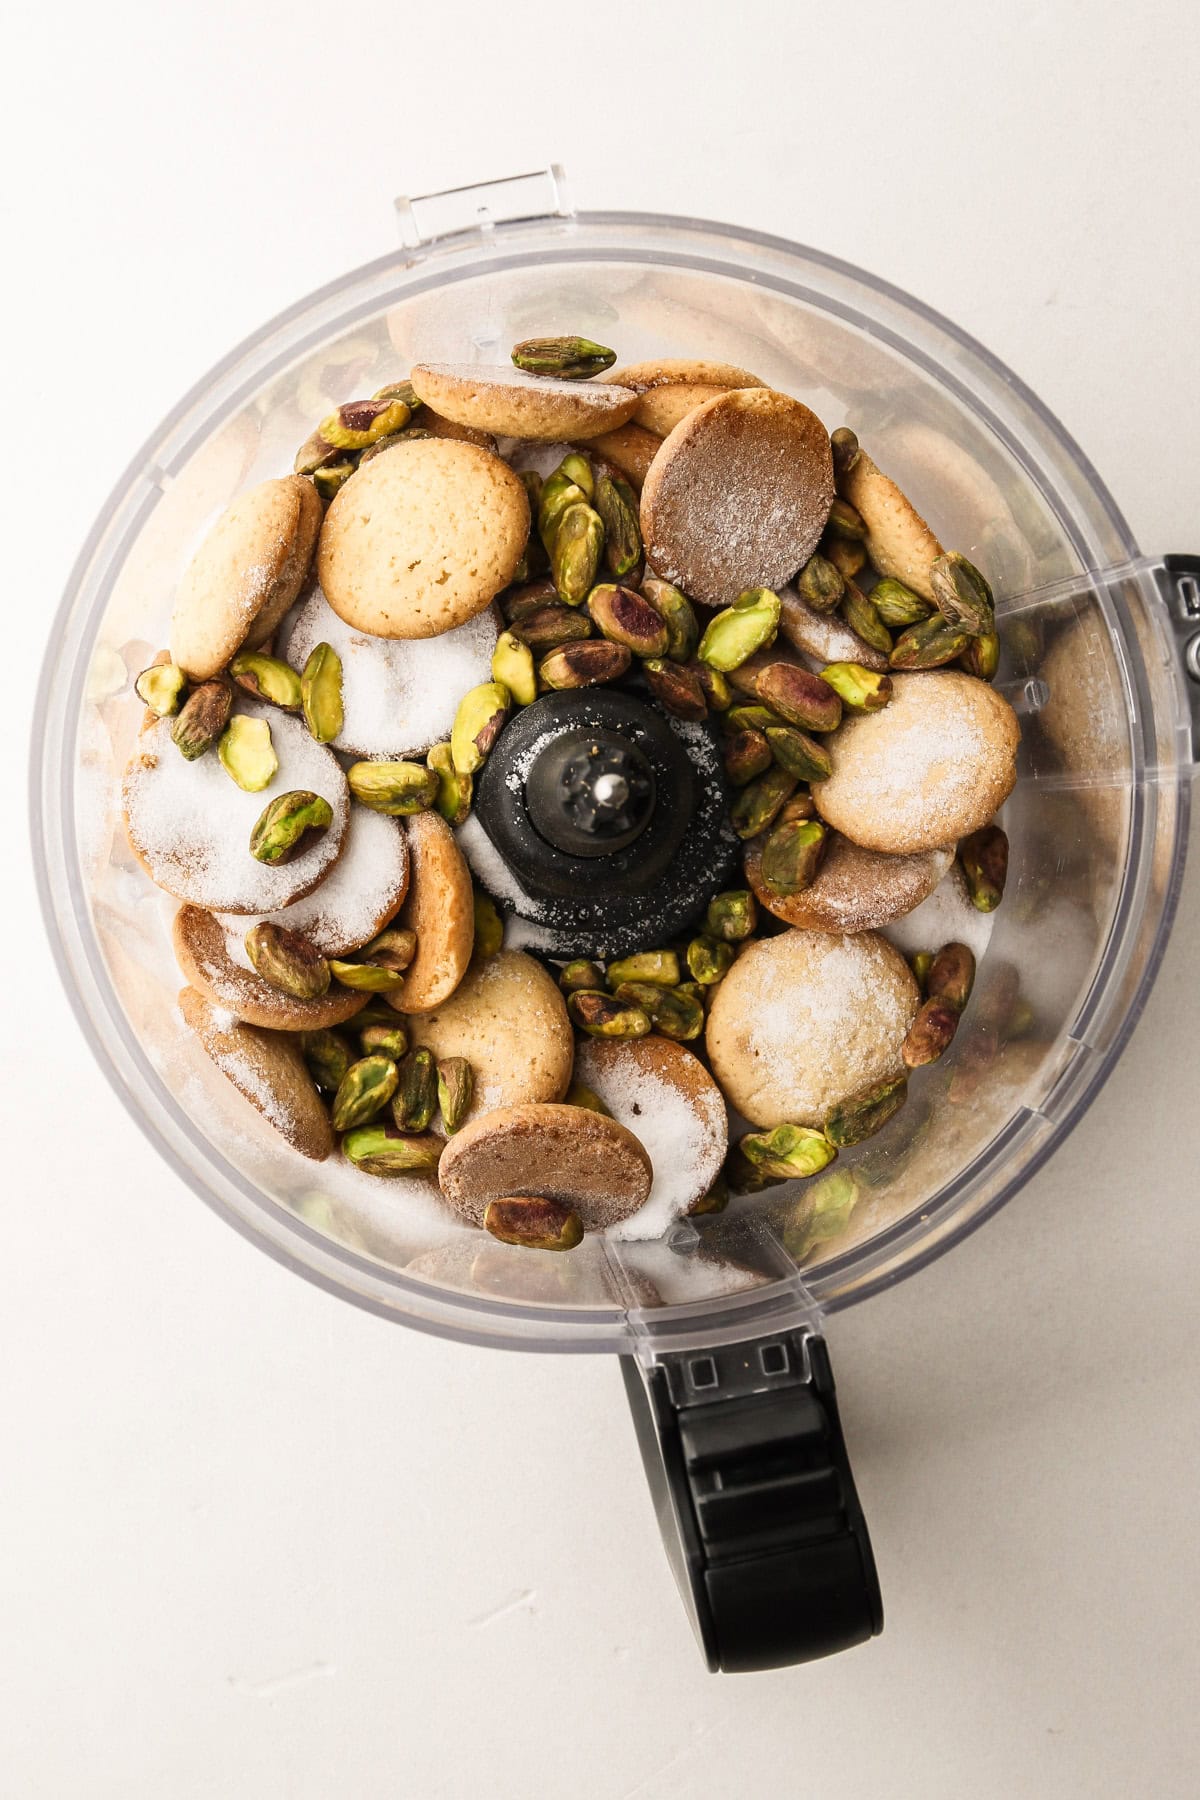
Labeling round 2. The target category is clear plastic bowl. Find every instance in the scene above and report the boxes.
[34,176,1197,1359]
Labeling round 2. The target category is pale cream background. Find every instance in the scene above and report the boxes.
[4,1,1199,1795]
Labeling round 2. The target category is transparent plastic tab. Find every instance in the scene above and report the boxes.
[395,166,573,249]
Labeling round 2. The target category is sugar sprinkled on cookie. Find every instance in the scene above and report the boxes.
[220,805,409,958]
[410,362,638,442]
[407,950,573,1122]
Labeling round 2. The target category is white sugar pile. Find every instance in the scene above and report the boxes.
[280,585,498,758]
[456,814,547,918]
[577,1057,727,1244]
[220,805,408,957]
[883,863,996,964]
[122,711,349,913]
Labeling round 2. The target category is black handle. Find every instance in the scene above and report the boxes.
[622,1330,882,1673]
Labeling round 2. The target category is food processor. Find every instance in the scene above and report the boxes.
[33,167,1200,1672]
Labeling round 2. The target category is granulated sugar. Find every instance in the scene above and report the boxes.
[280,585,498,758]
[883,862,996,964]
[456,814,548,918]
[122,710,349,913]
[219,805,408,956]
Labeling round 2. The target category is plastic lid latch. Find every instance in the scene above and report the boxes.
[622,1331,882,1673]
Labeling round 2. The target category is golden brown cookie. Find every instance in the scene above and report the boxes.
[573,1037,728,1236]
[317,439,528,640]
[409,363,638,442]
[745,833,954,933]
[586,422,663,491]
[438,1102,653,1231]
[607,359,765,393]
[634,383,741,437]
[122,711,350,913]
[706,929,919,1128]
[640,389,835,606]
[840,448,945,602]
[389,810,474,1014]
[179,986,334,1159]
[777,586,890,672]
[173,905,369,1031]
[170,475,320,680]
[812,671,1020,854]
[407,950,573,1122]
[225,805,409,958]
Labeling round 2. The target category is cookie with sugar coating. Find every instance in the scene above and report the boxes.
[410,362,638,441]
[179,985,334,1159]
[407,949,573,1123]
[607,358,766,393]
[745,834,954,934]
[438,1102,653,1231]
[640,388,835,606]
[812,671,1020,854]
[840,448,945,602]
[173,905,368,1031]
[706,929,919,1129]
[171,475,321,680]
[388,810,474,1014]
[317,438,528,640]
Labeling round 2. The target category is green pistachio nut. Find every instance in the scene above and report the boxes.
[299,1028,355,1094]
[764,724,833,783]
[901,998,961,1069]
[686,1173,729,1217]
[725,1142,784,1195]
[448,680,511,777]
[549,452,593,500]
[229,651,303,711]
[926,941,976,1013]
[687,660,732,712]
[612,981,704,1042]
[318,396,411,450]
[538,640,631,690]
[818,661,893,713]
[372,379,420,410]
[724,701,787,733]
[641,578,699,663]
[491,632,537,707]
[777,792,818,825]
[824,497,868,541]
[359,1023,409,1060]
[566,990,652,1038]
[795,553,846,613]
[484,1195,585,1250]
[328,959,406,994]
[312,460,357,501]
[781,1168,861,1259]
[517,468,544,512]
[910,950,934,991]
[218,714,277,793]
[426,741,472,827]
[392,1048,437,1133]
[171,678,232,760]
[293,429,340,476]
[435,1057,474,1134]
[958,825,1009,911]
[249,790,333,865]
[754,662,843,733]
[341,1124,444,1177]
[705,889,758,943]
[869,577,933,628]
[823,1073,908,1148]
[739,1123,838,1181]
[643,658,707,721]
[759,817,828,895]
[929,552,996,638]
[510,604,594,652]
[472,893,505,960]
[888,614,971,671]
[360,927,417,973]
[331,1054,400,1132]
[731,766,800,839]
[136,662,188,716]
[826,538,867,580]
[606,950,680,988]
[840,583,893,656]
[503,577,558,622]
[300,642,344,744]
[559,959,608,995]
[564,1079,613,1117]
[697,589,782,672]
[594,471,642,577]
[723,727,773,786]
[959,629,1001,681]
[686,936,735,985]
[245,920,330,998]
[511,336,617,380]
[537,474,588,553]
[347,759,439,816]
[551,503,605,606]
[587,583,668,657]
[830,426,860,481]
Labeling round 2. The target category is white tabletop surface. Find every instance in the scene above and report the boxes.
[5,3,1200,1795]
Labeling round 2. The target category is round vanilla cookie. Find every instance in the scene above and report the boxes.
[640,388,835,607]
[585,422,662,492]
[744,832,954,933]
[607,359,766,393]
[634,383,752,438]
[388,810,475,1014]
[172,905,369,1032]
[573,1037,728,1239]
[279,584,500,758]
[220,805,409,958]
[317,438,529,640]
[840,448,945,603]
[811,671,1021,854]
[437,1102,653,1231]
[179,986,334,1160]
[406,950,573,1124]
[122,710,350,913]
[409,362,638,442]
[706,929,919,1128]
[171,475,321,680]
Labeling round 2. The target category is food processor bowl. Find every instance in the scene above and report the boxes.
[34,169,1200,1670]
